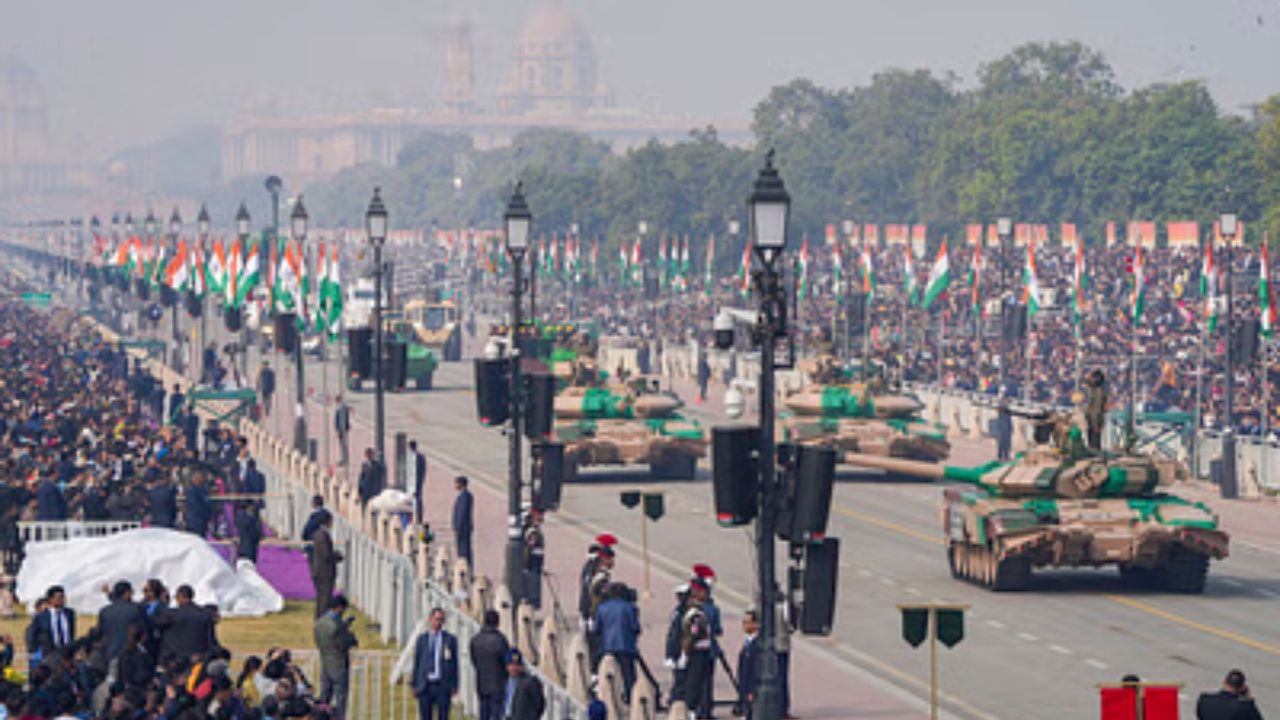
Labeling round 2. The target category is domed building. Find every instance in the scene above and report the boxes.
[496,2,613,115]
[0,54,89,198]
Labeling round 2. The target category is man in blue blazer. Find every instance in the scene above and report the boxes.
[31,585,76,658]
[411,607,458,720]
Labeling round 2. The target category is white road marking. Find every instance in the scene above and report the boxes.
[1017,632,1039,642]
[1221,578,1244,588]
[1257,589,1278,598]
[905,587,921,596]
[1049,644,1073,655]
[985,620,1006,630]
[880,577,898,587]
[1085,658,1110,670]
[857,568,873,578]
[1236,539,1280,556]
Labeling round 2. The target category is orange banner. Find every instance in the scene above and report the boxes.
[966,224,983,246]
[1061,223,1078,247]
[1166,221,1199,247]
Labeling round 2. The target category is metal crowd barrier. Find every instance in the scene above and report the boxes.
[18,520,141,543]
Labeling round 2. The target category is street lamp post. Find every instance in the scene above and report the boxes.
[292,197,310,456]
[1220,205,1239,499]
[168,208,184,373]
[197,205,211,382]
[236,203,252,381]
[748,151,790,720]
[996,217,1013,398]
[366,188,389,467]
[503,182,532,603]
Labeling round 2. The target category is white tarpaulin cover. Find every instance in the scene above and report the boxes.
[16,528,284,617]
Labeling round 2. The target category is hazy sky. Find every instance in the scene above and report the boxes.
[5,0,1278,158]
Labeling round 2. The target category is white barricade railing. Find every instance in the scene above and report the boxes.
[18,520,141,543]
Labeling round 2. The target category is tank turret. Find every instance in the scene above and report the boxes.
[553,385,683,420]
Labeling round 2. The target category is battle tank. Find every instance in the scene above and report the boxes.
[553,377,707,480]
[843,415,1229,592]
[779,355,950,463]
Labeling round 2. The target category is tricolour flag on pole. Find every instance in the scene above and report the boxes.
[968,241,982,316]
[704,236,716,297]
[737,242,751,299]
[832,232,843,294]
[163,240,190,291]
[797,235,810,300]
[903,243,919,306]
[921,240,950,310]
[233,239,260,308]
[1023,235,1042,317]
[1071,232,1086,331]
[860,239,876,300]
[1130,245,1146,328]
[207,239,227,295]
[1261,238,1275,338]
[1201,240,1219,333]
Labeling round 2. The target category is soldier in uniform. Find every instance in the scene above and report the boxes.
[664,583,691,706]
[579,535,616,672]
[1085,370,1108,450]
[681,574,717,720]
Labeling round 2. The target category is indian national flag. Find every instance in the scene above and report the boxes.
[631,239,642,285]
[1130,245,1146,328]
[860,240,876,300]
[921,240,950,310]
[163,240,190,291]
[234,240,261,308]
[323,243,343,337]
[1071,233,1086,330]
[1022,236,1042,318]
[274,242,302,313]
[968,242,982,316]
[797,235,810,300]
[737,242,751,298]
[208,239,228,295]
[1201,240,1219,333]
[903,244,919,306]
[190,244,206,297]
[831,233,843,294]
[1261,239,1275,338]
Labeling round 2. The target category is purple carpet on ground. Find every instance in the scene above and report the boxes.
[209,540,315,601]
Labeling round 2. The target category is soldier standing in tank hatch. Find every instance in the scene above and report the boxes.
[1085,370,1108,451]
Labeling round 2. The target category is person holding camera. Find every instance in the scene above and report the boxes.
[1197,669,1264,720]
[314,594,358,719]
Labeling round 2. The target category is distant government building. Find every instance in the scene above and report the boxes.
[220,2,747,185]
[0,55,93,200]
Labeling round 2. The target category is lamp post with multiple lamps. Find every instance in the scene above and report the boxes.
[365,188,389,467]
[197,204,211,380]
[712,152,792,720]
[235,202,252,381]
[502,182,532,604]
[292,196,310,455]
[168,208,184,374]
[1219,203,1239,498]
[996,216,1013,398]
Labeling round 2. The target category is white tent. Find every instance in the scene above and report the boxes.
[16,528,283,617]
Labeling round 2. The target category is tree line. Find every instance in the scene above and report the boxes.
[302,41,1280,263]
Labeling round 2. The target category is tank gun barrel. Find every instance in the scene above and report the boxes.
[841,452,1003,486]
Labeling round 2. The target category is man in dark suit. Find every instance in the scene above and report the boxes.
[995,400,1013,461]
[411,607,458,720]
[358,449,384,506]
[242,459,266,503]
[31,585,76,657]
[452,476,473,571]
[737,610,760,720]
[169,384,185,424]
[154,584,217,662]
[334,396,351,467]
[258,361,276,417]
[502,648,544,720]
[409,440,427,525]
[235,502,264,563]
[183,472,211,537]
[309,511,341,617]
[1196,669,1264,720]
[469,610,509,720]
[147,476,178,528]
[97,580,146,663]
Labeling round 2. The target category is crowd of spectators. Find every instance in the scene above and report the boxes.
[512,239,1277,437]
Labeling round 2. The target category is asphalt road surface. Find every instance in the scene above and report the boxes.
[167,306,1280,719]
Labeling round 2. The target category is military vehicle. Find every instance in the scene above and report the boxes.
[554,377,707,480]
[779,355,950,463]
[844,415,1229,593]
[403,298,462,361]
[346,313,439,391]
